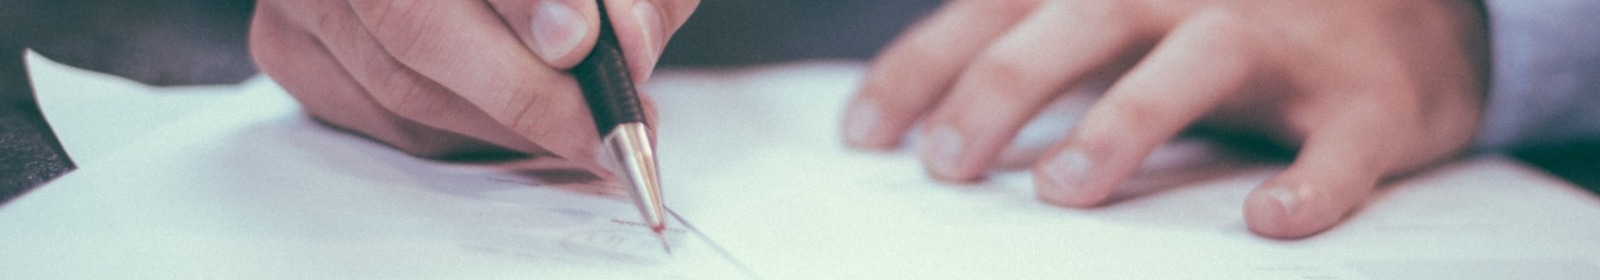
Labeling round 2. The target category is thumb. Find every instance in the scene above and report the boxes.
[490,0,698,83]
[489,0,601,69]
[1243,123,1390,239]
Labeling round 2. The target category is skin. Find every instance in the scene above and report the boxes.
[843,0,1489,239]
[250,0,697,170]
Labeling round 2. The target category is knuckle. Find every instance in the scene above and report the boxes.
[498,87,558,140]
[1079,0,1133,26]
[1180,6,1261,42]
[1104,97,1173,135]
[353,0,438,59]
[1191,9,1259,48]
[860,46,950,102]
[966,54,1043,97]
[369,72,446,121]
[881,41,955,74]
[1067,121,1120,159]
[659,0,702,28]
[1076,136,1116,160]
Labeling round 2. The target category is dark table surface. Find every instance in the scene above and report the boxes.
[2,0,1595,202]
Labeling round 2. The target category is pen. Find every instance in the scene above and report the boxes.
[571,1,670,253]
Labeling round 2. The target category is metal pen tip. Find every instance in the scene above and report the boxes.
[654,227,672,255]
[601,123,670,255]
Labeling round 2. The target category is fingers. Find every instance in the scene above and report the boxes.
[843,0,1040,150]
[488,0,698,82]
[1033,10,1259,206]
[914,1,1144,181]
[600,0,699,82]
[250,6,502,157]
[294,1,545,156]
[347,0,600,166]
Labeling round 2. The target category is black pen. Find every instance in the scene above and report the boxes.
[571,1,669,252]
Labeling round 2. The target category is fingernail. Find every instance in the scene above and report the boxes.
[1042,149,1092,197]
[919,125,964,178]
[844,101,881,146]
[631,0,664,80]
[530,0,588,64]
[1267,186,1300,217]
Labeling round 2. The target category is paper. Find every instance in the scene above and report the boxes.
[27,51,245,165]
[643,62,1600,279]
[1,65,751,278]
[7,57,1600,279]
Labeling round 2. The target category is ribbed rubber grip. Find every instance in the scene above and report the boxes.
[574,2,644,136]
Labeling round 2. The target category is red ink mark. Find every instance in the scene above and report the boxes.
[609,218,685,234]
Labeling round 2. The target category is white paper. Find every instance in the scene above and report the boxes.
[27,51,246,165]
[644,62,1600,279]
[2,60,752,278]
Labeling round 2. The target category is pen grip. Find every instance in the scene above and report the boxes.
[574,4,645,136]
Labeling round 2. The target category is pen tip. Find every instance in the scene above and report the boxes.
[656,232,672,255]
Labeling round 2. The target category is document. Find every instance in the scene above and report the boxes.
[644,62,1600,279]
[5,56,1600,279]
[1,65,751,278]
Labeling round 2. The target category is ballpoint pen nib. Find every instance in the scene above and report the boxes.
[654,227,672,255]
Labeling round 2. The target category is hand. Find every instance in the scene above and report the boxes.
[843,0,1488,238]
[250,0,696,167]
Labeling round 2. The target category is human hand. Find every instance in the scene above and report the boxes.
[843,0,1488,238]
[250,0,696,167]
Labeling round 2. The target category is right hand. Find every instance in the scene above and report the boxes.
[249,0,697,168]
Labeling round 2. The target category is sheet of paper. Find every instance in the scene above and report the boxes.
[27,51,246,165]
[1,64,752,278]
[644,62,1600,279]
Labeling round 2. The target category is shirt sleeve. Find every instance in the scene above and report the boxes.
[1475,0,1600,150]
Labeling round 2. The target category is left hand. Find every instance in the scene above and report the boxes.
[842,0,1490,238]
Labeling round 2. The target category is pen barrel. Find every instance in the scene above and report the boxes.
[574,5,645,136]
